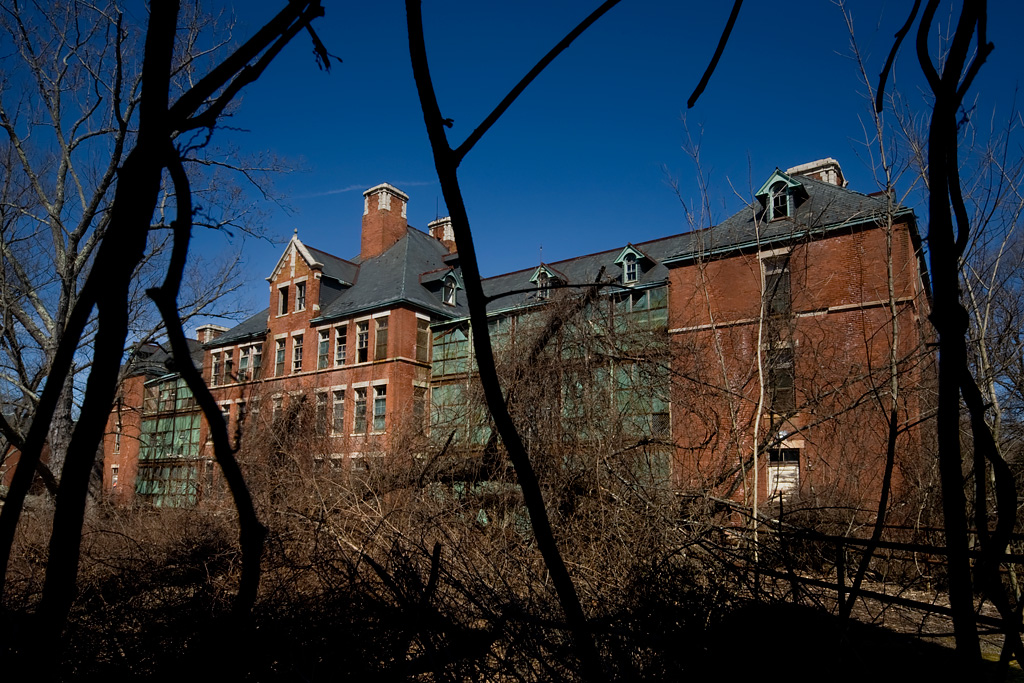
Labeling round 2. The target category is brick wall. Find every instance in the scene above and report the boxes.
[667,219,928,510]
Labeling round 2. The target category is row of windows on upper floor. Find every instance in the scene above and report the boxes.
[215,383,399,442]
[209,316,432,386]
[432,287,669,378]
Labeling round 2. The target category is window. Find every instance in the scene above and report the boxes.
[295,281,306,311]
[432,326,470,377]
[623,253,638,283]
[139,413,201,461]
[314,392,328,435]
[210,353,220,387]
[334,325,347,365]
[443,279,456,305]
[238,347,251,381]
[114,422,122,453]
[373,385,387,431]
[770,182,790,219]
[279,285,289,315]
[159,382,176,411]
[318,329,330,369]
[292,335,304,373]
[272,396,283,425]
[354,388,367,433]
[612,286,669,329]
[537,272,551,300]
[767,345,796,414]
[238,345,261,381]
[768,448,800,499]
[332,390,345,434]
[356,321,369,363]
[251,345,262,379]
[375,316,389,360]
[762,254,791,317]
[111,463,119,488]
[275,339,286,376]
[413,386,427,429]
[416,319,430,362]
[223,351,233,384]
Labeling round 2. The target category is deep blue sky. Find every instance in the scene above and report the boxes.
[193,1,1024,323]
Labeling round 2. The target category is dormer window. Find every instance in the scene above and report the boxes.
[537,272,551,300]
[756,171,805,223]
[443,279,456,306]
[770,182,790,220]
[623,253,638,283]
[613,245,652,286]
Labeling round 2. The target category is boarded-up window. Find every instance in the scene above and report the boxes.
[768,448,800,499]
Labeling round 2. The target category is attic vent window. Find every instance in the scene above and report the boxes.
[623,253,638,283]
[770,182,790,220]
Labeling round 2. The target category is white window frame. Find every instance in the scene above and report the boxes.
[769,182,790,220]
[295,278,307,312]
[292,333,304,373]
[317,329,330,369]
[372,382,387,433]
[334,324,347,366]
[623,253,638,283]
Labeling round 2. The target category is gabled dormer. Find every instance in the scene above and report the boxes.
[613,244,655,285]
[266,231,326,319]
[755,170,808,221]
[441,273,461,306]
[529,264,564,301]
[421,266,463,307]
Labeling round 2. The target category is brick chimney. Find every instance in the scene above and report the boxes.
[361,183,409,260]
[786,158,847,187]
[196,324,228,344]
[428,216,457,253]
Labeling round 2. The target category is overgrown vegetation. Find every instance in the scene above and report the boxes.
[2,0,1023,680]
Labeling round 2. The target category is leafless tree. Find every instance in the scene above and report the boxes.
[871,0,1021,667]
[0,1,273,480]
[0,0,331,664]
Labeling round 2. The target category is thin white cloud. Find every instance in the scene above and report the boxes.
[299,180,437,199]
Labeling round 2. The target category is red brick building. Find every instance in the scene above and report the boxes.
[102,160,929,511]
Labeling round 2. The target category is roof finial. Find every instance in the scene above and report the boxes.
[539,244,543,264]
[294,227,299,237]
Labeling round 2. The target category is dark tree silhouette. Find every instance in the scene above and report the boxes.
[0,0,331,661]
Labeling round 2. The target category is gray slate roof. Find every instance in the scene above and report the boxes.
[479,233,692,315]
[315,227,470,322]
[208,171,910,336]
[307,245,358,285]
[206,309,270,348]
[664,174,909,264]
[127,338,205,377]
[476,173,908,316]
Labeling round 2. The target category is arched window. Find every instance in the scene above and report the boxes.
[623,253,638,283]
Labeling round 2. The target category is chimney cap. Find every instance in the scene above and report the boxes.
[785,158,847,187]
[363,183,409,201]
